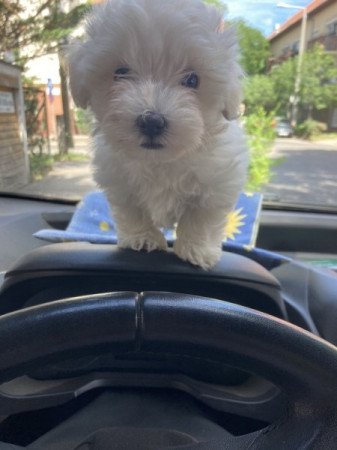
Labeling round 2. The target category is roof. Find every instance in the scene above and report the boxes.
[268,0,336,41]
[0,60,23,72]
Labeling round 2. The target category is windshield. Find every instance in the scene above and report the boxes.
[0,0,336,210]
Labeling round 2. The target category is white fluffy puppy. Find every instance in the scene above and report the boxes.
[68,0,248,269]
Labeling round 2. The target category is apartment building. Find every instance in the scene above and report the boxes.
[269,0,337,63]
[268,0,337,129]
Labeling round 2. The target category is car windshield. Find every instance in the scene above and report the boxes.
[0,0,336,211]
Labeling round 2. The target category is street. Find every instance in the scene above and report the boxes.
[18,137,337,209]
[21,159,95,201]
[263,138,337,208]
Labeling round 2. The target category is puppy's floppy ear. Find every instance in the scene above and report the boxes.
[216,21,243,121]
[67,42,90,109]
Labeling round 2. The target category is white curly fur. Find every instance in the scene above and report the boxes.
[68,0,249,269]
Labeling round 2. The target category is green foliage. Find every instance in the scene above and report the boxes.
[300,44,337,114]
[244,109,277,191]
[295,120,327,139]
[29,154,54,181]
[0,1,90,64]
[268,57,296,115]
[75,109,94,135]
[23,77,47,154]
[30,152,89,181]
[202,6,271,77]
[54,152,89,163]
[233,20,271,76]
[203,0,226,8]
[268,44,337,118]
[244,75,276,114]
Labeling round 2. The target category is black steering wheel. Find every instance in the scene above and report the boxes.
[0,292,337,449]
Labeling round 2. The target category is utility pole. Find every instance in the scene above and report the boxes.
[292,8,307,127]
[277,3,308,127]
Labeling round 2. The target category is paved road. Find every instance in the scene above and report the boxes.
[263,138,337,208]
[21,160,95,201]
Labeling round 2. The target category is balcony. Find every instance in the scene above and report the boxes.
[268,33,337,70]
[308,34,337,52]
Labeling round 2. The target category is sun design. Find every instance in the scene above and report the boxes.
[99,221,110,232]
[224,208,247,241]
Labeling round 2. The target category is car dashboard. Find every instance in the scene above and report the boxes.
[0,193,337,449]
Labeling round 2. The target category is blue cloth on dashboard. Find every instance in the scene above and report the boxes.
[34,191,288,269]
[35,191,262,246]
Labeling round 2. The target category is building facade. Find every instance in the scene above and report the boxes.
[269,0,337,63]
[0,61,29,190]
[268,0,337,129]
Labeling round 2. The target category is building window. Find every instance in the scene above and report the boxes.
[327,20,337,35]
[291,41,299,54]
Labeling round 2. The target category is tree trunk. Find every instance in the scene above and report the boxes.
[58,44,74,154]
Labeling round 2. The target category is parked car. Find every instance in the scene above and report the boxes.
[275,118,293,137]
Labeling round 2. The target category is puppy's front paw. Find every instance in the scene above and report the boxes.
[118,229,168,253]
[173,239,221,270]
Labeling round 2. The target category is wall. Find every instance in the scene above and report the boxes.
[0,61,29,191]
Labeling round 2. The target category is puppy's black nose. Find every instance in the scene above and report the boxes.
[136,111,167,138]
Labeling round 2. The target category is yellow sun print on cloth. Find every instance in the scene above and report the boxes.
[99,221,110,232]
[223,208,247,241]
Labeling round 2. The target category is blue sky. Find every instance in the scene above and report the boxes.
[224,0,310,36]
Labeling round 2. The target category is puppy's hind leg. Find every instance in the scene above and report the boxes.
[113,203,168,253]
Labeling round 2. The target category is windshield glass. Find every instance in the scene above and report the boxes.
[0,0,336,210]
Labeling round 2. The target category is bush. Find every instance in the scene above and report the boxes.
[29,154,54,181]
[23,77,47,154]
[295,120,327,139]
[243,108,277,191]
[75,109,93,135]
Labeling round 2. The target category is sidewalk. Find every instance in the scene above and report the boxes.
[311,138,337,148]
[48,135,91,155]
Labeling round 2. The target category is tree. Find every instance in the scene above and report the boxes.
[202,7,270,76]
[300,44,337,118]
[233,20,270,76]
[269,44,337,119]
[0,0,90,64]
[244,75,276,114]
[268,57,297,116]
[0,1,89,154]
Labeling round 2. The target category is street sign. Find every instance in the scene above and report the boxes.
[0,91,15,114]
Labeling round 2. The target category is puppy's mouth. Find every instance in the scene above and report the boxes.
[141,141,164,150]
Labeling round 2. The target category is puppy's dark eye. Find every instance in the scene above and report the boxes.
[182,72,199,89]
[114,67,130,79]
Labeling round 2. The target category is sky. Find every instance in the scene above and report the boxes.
[224,0,310,36]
